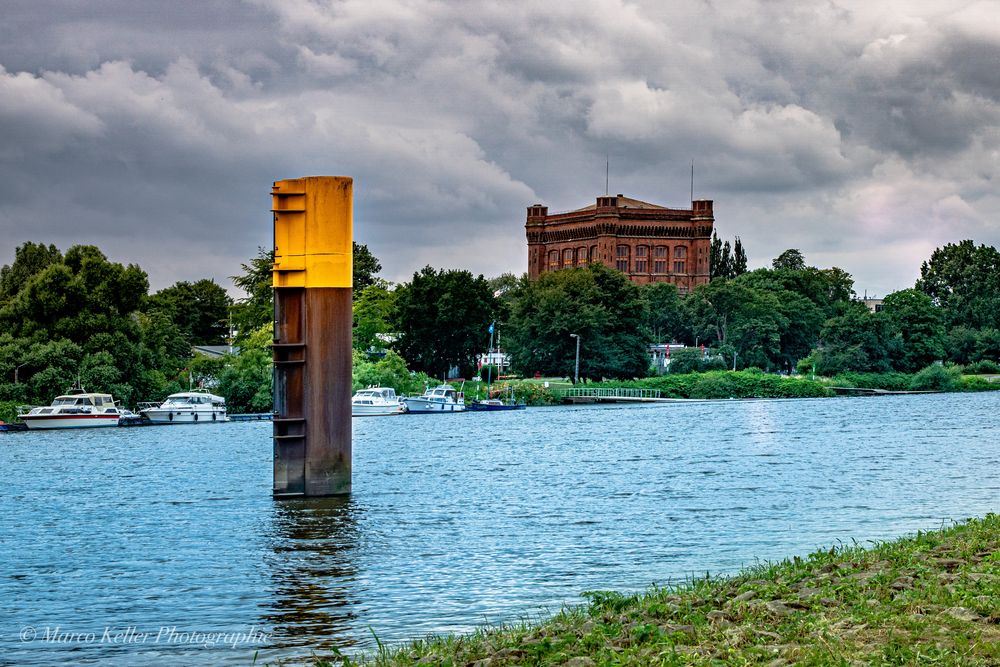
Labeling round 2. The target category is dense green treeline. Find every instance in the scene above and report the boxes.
[0,242,233,419]
[0,240,406,422]
[3,236,999,423]
[353,240,1000,388]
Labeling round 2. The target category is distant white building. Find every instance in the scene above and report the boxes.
[477,350,511,374]
[862,298,884,313]
[648,343,687,371]
[193,345,240,358]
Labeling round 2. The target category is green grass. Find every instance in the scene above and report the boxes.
[306,515,1000,666]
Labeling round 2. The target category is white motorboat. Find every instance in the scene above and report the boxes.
[139,391,228,424]
[351,387,407,416]
[19,388,130,429]
[402,384,467,413]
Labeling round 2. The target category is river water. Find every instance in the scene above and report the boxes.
[1,392,998,665]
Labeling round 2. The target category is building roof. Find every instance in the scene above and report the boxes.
[193,345,240,357]
[567,195,668,213]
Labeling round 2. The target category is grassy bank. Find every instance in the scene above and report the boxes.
[504,368,1000,404]
[312,515,1000,666]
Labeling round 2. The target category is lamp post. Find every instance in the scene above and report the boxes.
[14,362,27,385]
[569,333,581,384]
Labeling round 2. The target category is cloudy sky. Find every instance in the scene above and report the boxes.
[1,0,997,297]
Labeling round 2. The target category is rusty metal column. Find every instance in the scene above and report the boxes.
[271,176,353,497]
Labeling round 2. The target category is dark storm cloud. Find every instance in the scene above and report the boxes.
[0,0,997,295]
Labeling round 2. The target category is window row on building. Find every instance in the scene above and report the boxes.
[548,244,688,274]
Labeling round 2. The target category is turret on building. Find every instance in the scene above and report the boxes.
[525,194,714,292]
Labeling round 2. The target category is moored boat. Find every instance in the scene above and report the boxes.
[19,388,131,429]
[468,397,527,411]
[139,391,228,424]
[352,387,407,416]
[468,385,526,411]
[402,384,467,413]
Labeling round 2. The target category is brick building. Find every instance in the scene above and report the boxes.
[525,194,714,292]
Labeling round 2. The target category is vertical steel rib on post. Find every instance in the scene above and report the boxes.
[271,176,353,497]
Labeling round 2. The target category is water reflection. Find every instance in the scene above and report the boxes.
[262,497,363,653]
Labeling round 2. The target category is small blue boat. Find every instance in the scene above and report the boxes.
[468,399,526,411]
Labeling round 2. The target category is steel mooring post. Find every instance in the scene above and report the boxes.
[271,176,353,497]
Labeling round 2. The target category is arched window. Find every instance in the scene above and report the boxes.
[590,245,598,264]
[635,245,649,273]
[548,250,560,271]
[616,245,630,273]
[563,248,574,268]
[673,246,687,273]
[577,247,587,266]
[654,246,668,273]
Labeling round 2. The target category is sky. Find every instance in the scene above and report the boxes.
[0,0,997,298]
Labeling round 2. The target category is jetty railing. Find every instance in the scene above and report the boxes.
[554,387,663,401]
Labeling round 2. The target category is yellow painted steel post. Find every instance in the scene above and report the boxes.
[271,176,353,497]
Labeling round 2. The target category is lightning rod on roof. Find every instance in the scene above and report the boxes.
[605,155,609,196]
[690,159,694,203]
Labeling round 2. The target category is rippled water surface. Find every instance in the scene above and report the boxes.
[2,393,999,664]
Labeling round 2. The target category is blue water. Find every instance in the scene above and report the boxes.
[1,393,998,665]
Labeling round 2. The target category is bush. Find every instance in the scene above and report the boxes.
[498,381,557,405]
[960,375,1000,392]
[829,372,910,391]
[690,374,738,399]
[0,400,19,423]
[354,349,433,395]
[909,364,961,392]
[593,370,831,399]
[967,359,1000,375]
[668,348,726,374]
[479,364,499,382]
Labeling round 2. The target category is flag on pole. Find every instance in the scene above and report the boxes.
[488,322,495,334]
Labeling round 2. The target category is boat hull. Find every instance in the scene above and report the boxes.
[352,404,406,417]
[402,398,466,413]
[467,401,526,411]
[141,409,228,424]
[21,415,122,429]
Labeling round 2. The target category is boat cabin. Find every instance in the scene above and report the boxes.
[162,392,225,406]
[52,393,115,407]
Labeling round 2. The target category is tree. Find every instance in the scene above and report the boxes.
[0,245,148,343]
[709,232,748,280]
[975,328,1000,362]
[732,237,748,276]
[505,264,648,380]
[215,324,273,413]
[353,280,396,352]
[709,232,730,279]
[0,241,62,302]
[916,240,1000,329]
[230,243,384,340]
[641,282,685,343]
[807,302,897,375]
[881,288,945,373]
[230,247,274,339]
[353,242,382,294]
[391,267,500,377]
[945,326,979,365]
[684,279,788,369]
[146,279,232,345]
[772,249,806,271]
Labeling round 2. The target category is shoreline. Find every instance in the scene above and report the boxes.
[311,515,1000,665]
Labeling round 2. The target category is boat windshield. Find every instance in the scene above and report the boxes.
[52,397,92,406]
